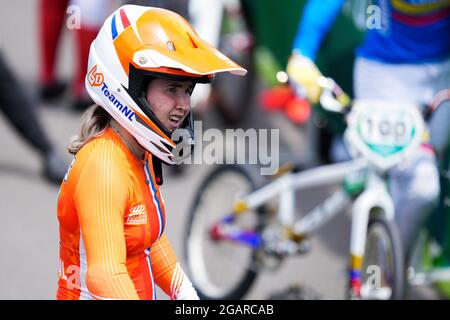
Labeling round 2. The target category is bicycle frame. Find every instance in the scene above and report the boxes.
[212,156,396,295]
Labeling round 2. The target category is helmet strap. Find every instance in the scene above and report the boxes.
[152,154,164,185]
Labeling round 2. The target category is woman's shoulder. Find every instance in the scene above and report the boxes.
[76,128,131,171]
[67,129,133,202]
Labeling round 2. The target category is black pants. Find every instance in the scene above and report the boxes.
[0,52,52,155]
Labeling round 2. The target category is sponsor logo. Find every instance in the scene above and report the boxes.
[126,204,147,225]
[88,65,104,87]
[101,82,135,121]
[88,65,135,122]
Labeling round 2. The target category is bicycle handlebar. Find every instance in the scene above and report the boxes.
[293,76,450,120]
[423,88,450,122]
[290,76,351,114]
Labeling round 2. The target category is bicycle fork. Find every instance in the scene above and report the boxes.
[347,173,395,298]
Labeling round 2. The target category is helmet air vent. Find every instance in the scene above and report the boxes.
[166,41,176,51]
[187,33,198,49]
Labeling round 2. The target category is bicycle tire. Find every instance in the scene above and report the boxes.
[183,164,265,300]
[348,216,405,300]
[184,164,263,300]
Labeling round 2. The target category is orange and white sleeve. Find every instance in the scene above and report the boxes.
[150,234,199,300]
[74,150,139,300]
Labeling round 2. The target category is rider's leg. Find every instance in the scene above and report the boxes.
[429,99,450,161]
[389,149,440,256]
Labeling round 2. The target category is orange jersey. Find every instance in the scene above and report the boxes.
[57,128,185,300]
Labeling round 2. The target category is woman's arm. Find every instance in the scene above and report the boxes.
[292,0,345,60]
[150,234,199,300]
[74,147,139,300]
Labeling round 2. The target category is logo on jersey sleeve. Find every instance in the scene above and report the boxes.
[126,204,147,225]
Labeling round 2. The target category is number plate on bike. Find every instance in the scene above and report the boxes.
[345,99,424,170]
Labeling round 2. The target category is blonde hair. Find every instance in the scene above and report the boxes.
[68,105,112,155]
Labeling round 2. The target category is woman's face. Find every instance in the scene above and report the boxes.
[146,78,194,132]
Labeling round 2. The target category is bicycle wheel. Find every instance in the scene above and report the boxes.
[350,216,404,300]
[184,164,265,299]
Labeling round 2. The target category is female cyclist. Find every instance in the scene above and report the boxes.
[56,5,246,300]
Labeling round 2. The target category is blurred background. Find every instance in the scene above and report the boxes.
[0,0,447,300]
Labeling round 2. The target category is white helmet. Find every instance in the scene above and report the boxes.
[86,5,246,164]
